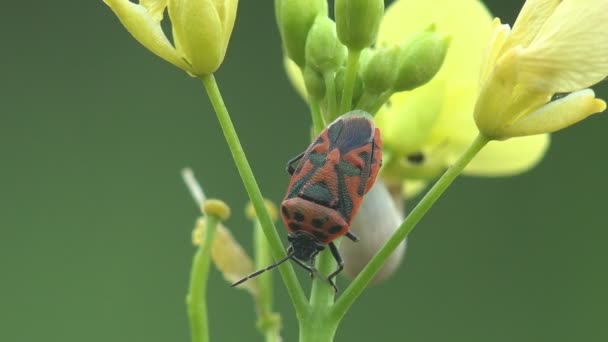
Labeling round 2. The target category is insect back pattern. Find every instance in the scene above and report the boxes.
[232,110,382,292]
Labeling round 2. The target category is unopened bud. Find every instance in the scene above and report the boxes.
[361,46,400,95]
[394,28,450,92]
[202,199,231,221]
[335,0,384,50]
[305,17,347,75]
[303,66,326,102]
[275,0,328,67]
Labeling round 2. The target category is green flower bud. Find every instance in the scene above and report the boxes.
[361,46,400,95]
[335,0,384,50]
[305,17,347,75]
[275,0,328,67]
[303,66,326,101]
[394,28,450,92]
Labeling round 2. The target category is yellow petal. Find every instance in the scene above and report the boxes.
[518,0,608,92]
[503,0,560,51]
[463,134,549,176]
[501,89,606,137]
[193,219,257,295]
[168,0,225,76]
[104,0,190,71]
[140,0,167,22]
[217,0,239,53]
[375,80,445,154]
[479,18,510,86]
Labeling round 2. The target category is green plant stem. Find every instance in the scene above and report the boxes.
[187,214,219,342]
[339,49,361,114]
[330,133,491,322]
[308,241,338,308]
[367,91,393,115]
[323,71,338,120]
[310,98,326,136]
[200,74,309,318]
[254,220,282,342]
[298,312,338,342]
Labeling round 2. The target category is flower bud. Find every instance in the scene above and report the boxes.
[202,198,231,221]
[275,0,328,67]
[305,17,347,75]
[361,46,400,95]
[168,0,238,76]
[339,181,406,285]
[394,28,450,92]
[303,66,326,102]
[335,0,384,50]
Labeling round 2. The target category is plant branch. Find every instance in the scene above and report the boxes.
[200,74,309,318]
[330,133,491,322]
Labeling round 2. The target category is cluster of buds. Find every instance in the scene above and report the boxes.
[277,0,449,120]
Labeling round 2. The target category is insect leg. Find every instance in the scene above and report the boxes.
[291,256,325,281]
[346,231,359,242]
[285,152,305,175]
[327,242,344,292]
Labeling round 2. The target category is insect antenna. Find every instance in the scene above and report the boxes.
[231,249,295,288]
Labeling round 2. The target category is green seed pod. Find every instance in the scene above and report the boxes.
[362,46,401,95]
[335,0,384,50]
[305,17,347,75]
[275,0,328,67]
[394,28,450,92]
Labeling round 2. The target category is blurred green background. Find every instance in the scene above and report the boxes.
[2,1,607,341]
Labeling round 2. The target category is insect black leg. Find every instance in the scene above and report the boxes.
[285,152,305,175]
[327,242,344,292]
[346,231,359,242]
[291,256,317,279]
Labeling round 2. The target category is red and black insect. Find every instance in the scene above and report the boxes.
[232,110,382,291]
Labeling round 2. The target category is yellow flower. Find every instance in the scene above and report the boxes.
[474,0,608,139]
[376,0,550,194]
[104,0,238,76]
[285,0,550,197]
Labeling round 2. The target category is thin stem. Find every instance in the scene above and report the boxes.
[339,49,362,114]
[187,214,220,342]
[182,168,207,205]
[254,220,282,342]
[308,240,339,309]
[200,74,309,318]
[367,91,393,116]
[330,133,491,322]
[354,90,376,113]
[323,71,338,120]
[310,98,326,135]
